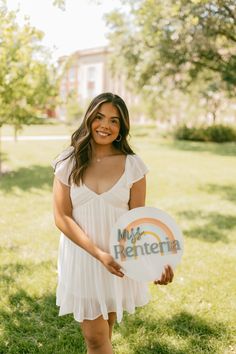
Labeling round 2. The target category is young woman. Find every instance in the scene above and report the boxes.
[52,92,174,354]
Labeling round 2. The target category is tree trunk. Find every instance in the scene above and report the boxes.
[14,126,18,142]
[212,111,216,124]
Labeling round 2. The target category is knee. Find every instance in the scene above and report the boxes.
[83,329,107,349]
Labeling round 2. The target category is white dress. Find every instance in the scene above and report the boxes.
[52,147,150,323]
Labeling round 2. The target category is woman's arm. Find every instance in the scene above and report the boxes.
[128,176,146,210]
[53,177,124,277]
[128,176,174,285]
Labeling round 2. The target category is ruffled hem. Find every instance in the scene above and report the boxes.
[56,284,151,323]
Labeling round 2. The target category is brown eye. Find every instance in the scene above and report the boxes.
[111,119,119,124]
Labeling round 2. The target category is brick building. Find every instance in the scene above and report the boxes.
[57,46,137,120]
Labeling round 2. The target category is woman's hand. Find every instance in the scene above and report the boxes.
[99,251,124,278]
[154,265,174,285]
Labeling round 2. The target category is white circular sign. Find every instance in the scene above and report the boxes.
[109,207,184,281]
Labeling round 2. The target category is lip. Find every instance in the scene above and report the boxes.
[96,131,111,136]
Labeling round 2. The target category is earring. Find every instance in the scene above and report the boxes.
[115,134,122,142]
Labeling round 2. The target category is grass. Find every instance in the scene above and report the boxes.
[1,123,75,137]
[0,124,236,354]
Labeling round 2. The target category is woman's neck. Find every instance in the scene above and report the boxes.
[91,142,118,159]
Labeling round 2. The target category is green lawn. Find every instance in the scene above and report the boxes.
[0,125,236,354]
[1,122,75,137]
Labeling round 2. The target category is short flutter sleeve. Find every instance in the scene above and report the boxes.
[51,146,75,186]
[126,154,149,187]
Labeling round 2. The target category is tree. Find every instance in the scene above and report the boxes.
[105,0,236,118]
[65,90,84,125]
[52,0,102,10]
[52,0,66,10]
[0,1,59,174]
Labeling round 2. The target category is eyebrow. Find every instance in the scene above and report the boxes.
[97,112,120,119]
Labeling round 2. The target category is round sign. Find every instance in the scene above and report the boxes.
[109,207,184,282]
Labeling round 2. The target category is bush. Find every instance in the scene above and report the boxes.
[174,124,236,143]
[205,125,236,143]
[174,125,207,141]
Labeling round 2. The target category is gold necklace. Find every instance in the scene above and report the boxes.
[93,153,121,163]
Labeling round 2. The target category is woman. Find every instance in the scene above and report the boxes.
[52,92,174,354]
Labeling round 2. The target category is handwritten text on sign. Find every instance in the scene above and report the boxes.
[109,208,184,281]
[113,226,181,261]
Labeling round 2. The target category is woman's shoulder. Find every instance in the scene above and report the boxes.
[126,153,146,165]
[127,154,149,174]
[51,146,75,186]
[126,153,149,185]
[51,146,74,169]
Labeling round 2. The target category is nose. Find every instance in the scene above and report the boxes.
[100,118,109,129]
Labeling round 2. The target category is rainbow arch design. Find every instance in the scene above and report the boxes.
[118,217,177,261]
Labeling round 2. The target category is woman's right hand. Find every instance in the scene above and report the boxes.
[98,251,124,278]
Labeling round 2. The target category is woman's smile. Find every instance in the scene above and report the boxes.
[91,102,120,144]
[96,130,111,137]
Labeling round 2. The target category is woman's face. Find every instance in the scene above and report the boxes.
[91,102,121,146]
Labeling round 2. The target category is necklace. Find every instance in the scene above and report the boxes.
[93,153,121,163]
[94,156,108,163]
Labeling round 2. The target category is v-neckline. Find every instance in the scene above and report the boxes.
[83,155,128,196]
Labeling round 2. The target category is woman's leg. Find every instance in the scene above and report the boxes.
[107,312,116,340]
[80,315,113,354]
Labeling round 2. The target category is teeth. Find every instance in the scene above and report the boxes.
[97,131,109,136]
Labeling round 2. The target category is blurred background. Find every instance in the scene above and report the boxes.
[1,0,236,141]
[0,1,235,353]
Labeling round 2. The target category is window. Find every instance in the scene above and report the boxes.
[69,67,76,82]
[87,66,96,80]
[87,66,97,98]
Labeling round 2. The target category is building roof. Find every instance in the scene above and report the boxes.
[58,45,111,64]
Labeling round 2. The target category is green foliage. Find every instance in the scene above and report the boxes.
[105,0,236,125]
[106,0,236,95]
[174,124,236,142]
[0,1,59,173]
[0,2,59,129]
[205,124,236,142]
[52,0,66,10]
[65,90,84,125]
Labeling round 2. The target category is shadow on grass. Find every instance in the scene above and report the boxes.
[0,262,26,285]
[116,309,227,354]
[177,210,236,243]
[203,183,236,204]
[1,286,228,354]
[0,290,86,354]
[0,261,53,287]
[165,139,236,157]
[0,165,53,194]
[0,262,230,354]
[0,261,86,354]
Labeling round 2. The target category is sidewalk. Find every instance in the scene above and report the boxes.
[2,135,70,141]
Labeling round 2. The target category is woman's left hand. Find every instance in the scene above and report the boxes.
[154,265,174,285]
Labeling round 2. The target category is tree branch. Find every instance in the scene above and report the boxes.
[222,4,236,23]
[216,29,236,43]
[191,59,222,73]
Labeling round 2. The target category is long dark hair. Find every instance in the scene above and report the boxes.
[55,92,135,186]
